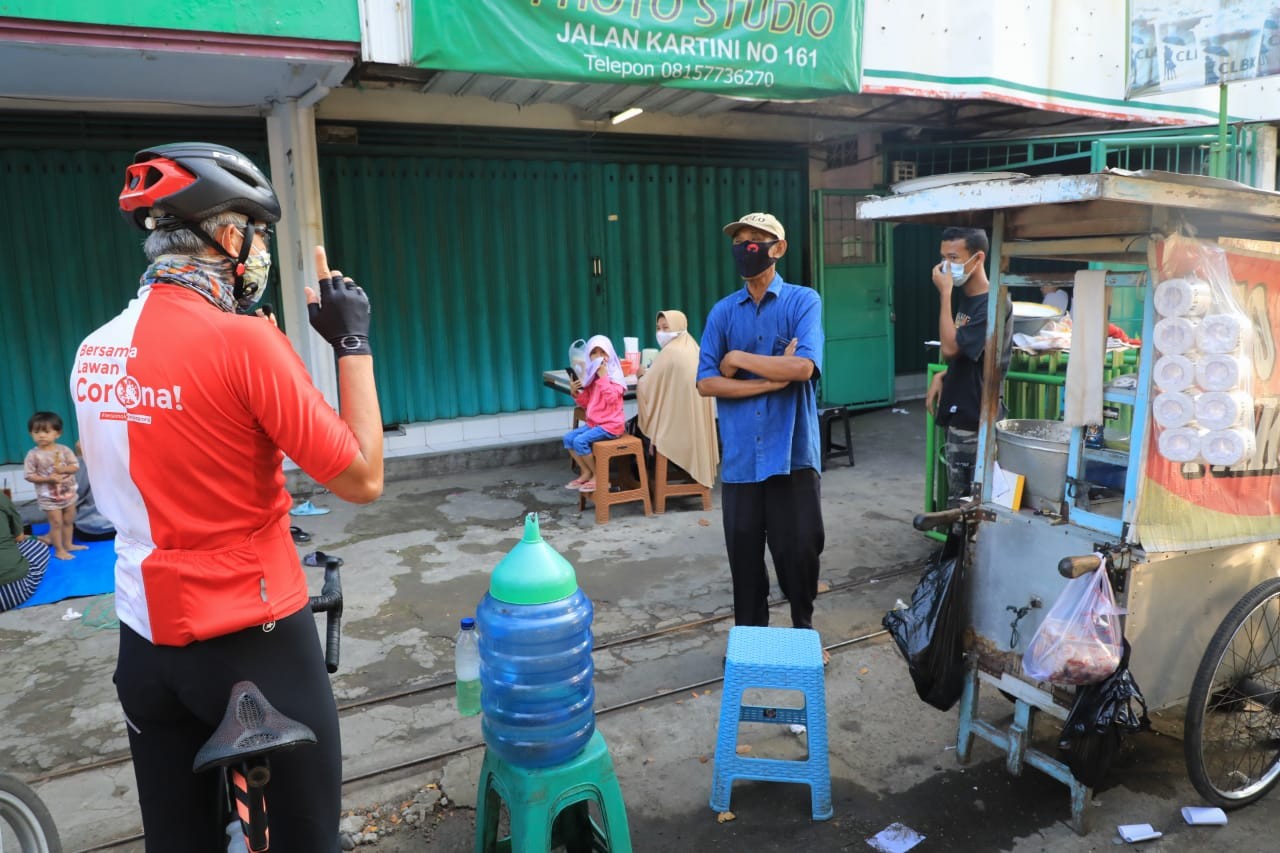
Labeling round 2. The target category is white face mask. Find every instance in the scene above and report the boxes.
[948,255,979,287]
[656,330,680,348]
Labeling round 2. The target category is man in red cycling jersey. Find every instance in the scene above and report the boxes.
[72,142,384,852]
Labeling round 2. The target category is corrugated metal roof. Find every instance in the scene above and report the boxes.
[410,70,1142,136]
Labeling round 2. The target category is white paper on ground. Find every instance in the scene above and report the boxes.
[1117,823,1163,843]
[867,823,926,853]
[1181,806,1228,825]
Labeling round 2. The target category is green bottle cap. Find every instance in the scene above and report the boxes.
[489,513,579,605]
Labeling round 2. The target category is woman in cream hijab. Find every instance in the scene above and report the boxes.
[636,310,719,487]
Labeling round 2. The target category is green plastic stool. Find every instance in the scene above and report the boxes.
[474,730,633,853]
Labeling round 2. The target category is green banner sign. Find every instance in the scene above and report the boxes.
[414,1,861,101]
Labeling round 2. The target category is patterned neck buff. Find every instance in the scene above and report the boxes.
[142,254,238,313]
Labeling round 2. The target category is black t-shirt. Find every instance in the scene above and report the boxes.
[936,289,1012,431]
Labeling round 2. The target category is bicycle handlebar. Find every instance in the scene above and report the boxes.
[308,558,343,674]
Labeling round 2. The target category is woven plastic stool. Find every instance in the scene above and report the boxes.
[475,729,633,853]
[651,450,712,514]
[578,435,651,524]
[710,626,832,821]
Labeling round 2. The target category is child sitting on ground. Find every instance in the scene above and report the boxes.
[564,335,627,493]
[24,411,83,560]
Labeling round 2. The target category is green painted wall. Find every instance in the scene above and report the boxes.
[1,0,360,41]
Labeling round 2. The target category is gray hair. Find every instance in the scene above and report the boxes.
[142,211,248,261]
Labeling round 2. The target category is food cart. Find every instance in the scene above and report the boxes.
[858,171,1280,832]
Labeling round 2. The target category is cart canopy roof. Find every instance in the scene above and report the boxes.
[857,170,1280,247]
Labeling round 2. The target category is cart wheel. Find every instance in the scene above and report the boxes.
[1184,577,1280,809]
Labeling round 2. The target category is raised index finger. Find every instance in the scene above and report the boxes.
[314,245,332,281]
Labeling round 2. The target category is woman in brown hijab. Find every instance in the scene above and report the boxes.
[636,310,719,487]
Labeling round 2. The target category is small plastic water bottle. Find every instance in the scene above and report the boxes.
[455,617,481,717]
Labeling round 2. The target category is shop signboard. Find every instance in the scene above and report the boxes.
[413,1,861,100]
[1128,0,1280,97]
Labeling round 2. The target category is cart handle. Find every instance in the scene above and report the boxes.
[1058,553,1105,579]
[912,507,967,532]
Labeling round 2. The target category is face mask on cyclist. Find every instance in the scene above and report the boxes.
[235,250,272,313]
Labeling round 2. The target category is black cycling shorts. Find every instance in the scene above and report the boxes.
[115,606,341,853]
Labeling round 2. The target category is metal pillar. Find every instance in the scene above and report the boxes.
[265,97,338,408]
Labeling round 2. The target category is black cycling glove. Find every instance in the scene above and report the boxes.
[308,273,372,358]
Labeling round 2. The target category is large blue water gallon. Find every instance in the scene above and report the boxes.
[476,513,595,768]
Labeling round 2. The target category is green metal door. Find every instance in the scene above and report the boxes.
[0,115,268,464]
[597,162,808,347]
[814,190,894,409]
[318,132,807,426]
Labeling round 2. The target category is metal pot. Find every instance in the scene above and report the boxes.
[994,419,1071,508]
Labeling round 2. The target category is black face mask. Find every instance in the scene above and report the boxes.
[732,240,778,279]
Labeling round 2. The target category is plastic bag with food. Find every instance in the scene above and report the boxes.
[1022,557,1125,685]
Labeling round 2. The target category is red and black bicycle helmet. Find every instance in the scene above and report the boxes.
[119,142,280,230]
[119,143,281,304]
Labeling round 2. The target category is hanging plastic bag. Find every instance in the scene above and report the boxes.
[1022,556,1125,685]
[1057,639,1150,788]
[882,530,967,711]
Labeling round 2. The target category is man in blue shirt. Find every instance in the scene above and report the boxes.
[698,212,825,633]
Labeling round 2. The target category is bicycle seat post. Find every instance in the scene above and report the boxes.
[230,759,272,852]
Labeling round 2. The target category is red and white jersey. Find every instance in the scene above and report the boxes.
[72,284,359,646]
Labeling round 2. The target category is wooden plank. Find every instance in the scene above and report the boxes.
[1005,200,1152,239]
[1002,235,1148,258]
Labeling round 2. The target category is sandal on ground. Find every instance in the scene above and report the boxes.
[565,478,588,489]
[289,500,330,517]
[578,480,596,493]
[302,550,343,568]
[290,526,312,543]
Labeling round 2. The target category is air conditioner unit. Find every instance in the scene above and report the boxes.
[890,160,917,183]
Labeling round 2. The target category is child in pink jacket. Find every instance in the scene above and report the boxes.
[564,334,627,492]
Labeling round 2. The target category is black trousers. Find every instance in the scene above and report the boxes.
[115,607,341,853]
[721,468,824,629]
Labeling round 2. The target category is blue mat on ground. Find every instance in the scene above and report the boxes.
[16,523,115,609]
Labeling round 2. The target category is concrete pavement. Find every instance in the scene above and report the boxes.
[2,406,1277,851]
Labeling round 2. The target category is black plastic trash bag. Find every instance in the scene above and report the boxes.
[1057,639,1150,788]
[882,530,967,711]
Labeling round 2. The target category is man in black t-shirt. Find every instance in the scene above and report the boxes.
[925,227,1012,506]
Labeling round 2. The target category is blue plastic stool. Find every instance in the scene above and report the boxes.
[710,626,832,820]
[474,729,633,853]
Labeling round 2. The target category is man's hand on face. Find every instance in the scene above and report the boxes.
[932,261,953,297]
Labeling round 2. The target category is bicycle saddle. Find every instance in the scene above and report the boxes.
[193,681,317,773]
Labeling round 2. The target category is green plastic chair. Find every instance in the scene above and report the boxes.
[474,729,632,853]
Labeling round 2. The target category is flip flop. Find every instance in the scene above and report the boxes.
[302,550,343,568]
[290,526,312,543]
[578,481,596,493]
[290,500,331,517]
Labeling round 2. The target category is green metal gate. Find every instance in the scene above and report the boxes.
[317,128,808,425]
[814,189,894,408]
[0,113,268,464]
